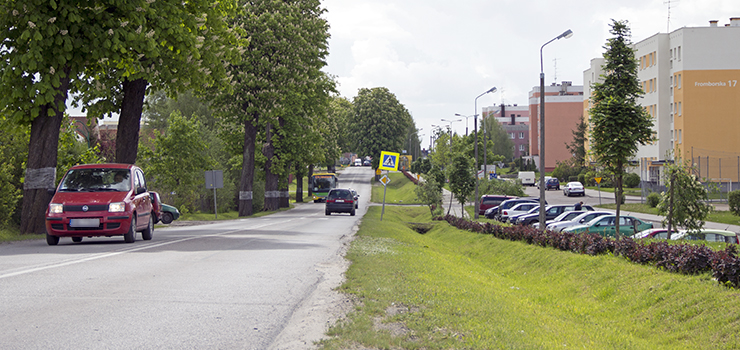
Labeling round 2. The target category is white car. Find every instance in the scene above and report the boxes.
[534,210,583,230]
[563,181,585,197]
[500,203,539,223]
[547,211,612,232]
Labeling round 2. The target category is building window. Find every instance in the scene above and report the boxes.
[519,144,525,151]
[519,132,524,139]
[678,46,681,61]
[510,133,515,139]
[679,129,682,144]
[678,102,682,116]
[678,74,682,88]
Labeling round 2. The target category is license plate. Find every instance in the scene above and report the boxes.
[69,219,100,228]
[336,200,344,203]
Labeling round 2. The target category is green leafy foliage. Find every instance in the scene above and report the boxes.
[589,20,655,235]
[448,155,475,217]
[647,192,660,208]
[349,87,414,162]
[657,160,712,234]
[414,177,443,217]
[478,178,525,197]
[729,190,740,216]
[624,173,640,188]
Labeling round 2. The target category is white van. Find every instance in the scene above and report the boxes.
[518,171,536,186]
[354,159,362,167]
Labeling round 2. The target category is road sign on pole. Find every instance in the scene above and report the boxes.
[380,174,390,221]
[205,170,223,219]
[379,151,400,171]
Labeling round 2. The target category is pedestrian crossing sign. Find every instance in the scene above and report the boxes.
[378,151,400,171]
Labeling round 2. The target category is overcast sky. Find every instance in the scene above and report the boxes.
[321,0,740,148]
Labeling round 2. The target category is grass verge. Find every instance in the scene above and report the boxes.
[319,205,740,349]
[371,172,423,205]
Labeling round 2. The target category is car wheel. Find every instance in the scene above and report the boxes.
[162,212,173,224]
[72,237,83,243]
[350,208,356,216]
[124,217,136,243]
[46,233,59,246]
[142,215,153,241]
[325,210,330,216]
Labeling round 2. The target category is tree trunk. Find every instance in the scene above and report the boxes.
[238,115,258,217]
[20,71,71,234]
[116,78,148,164]
[615,165,623,239]
[667,170,676,239]
[307,165,314,199]
[263,122,279,211]
[295,173,304,203]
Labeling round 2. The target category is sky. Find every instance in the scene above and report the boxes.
[320,0,740,149]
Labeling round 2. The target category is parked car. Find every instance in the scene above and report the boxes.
[501,203,539,223]
[518,171,536,186]
[632,228,678,240]
[536,176,552,190]
[534,210,584,230]
[325,188,356,216]
[45,163,154,245]
[488,198,542,220]
[479,195,516,215]
[515,204,594,226]
[547,211,612,232]
[563,215,653,237]
[671,229,740,244]
[354,159,362,166]
[349,188,360,209]
[545,177,560,190]
[363,160,371,166]
[563,181,585,197]
[150,191,180,224]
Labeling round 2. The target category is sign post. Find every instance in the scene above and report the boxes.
[379,174,391,221]
[594,177,602,205]
[205,170,224,219]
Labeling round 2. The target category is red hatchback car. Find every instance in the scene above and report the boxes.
[45,163,154,245]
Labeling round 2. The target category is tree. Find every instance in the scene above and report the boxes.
[448,155,475,218]
[349,87,414,166]
[566,117,588,167]
[589,20,655,238]
[657,158,713,238]
[415,176,443,217]
[0,0,143,233]
[483,118,514,161]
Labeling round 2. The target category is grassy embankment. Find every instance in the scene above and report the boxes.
[319,175,740,349]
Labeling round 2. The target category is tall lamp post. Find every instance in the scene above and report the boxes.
[474,87,497,219]
[454,113,475,136]
[538,29,573,231]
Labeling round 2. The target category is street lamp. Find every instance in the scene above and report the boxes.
[454,113,475,136]
[474,87,497,219]
[538,29,573,231]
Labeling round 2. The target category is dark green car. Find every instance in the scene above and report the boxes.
[563,215,653,237]
[150,191,181,224]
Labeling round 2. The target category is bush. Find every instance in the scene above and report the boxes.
[624,173,640,188]
[729,190,740,216]
[647,192,660,208]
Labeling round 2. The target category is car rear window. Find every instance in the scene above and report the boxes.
[328,190,351,200]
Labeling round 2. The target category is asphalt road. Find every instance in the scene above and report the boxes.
[0,166,372,350]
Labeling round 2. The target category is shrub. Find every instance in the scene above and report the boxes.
[624,173,640,188]
[729,190,740,216]
[647,192,660,208]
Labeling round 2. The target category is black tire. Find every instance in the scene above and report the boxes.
[142,215,153,241]
[72,237,83,243]
[325,210,330,216]
[350,208,356,216]
[124,217,136,243]
[46,233,59,246]
[161,212,174,224]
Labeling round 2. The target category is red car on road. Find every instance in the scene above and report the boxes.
[45,163,154,245]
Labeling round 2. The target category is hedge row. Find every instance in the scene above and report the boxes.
[401,171,419,185]
[434,215,740,288]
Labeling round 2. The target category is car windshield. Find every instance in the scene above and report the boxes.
[59,168,131,192]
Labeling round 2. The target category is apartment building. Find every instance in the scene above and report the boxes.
[482,104,530,158]
[584,17,740,185]
[528,81,584,172]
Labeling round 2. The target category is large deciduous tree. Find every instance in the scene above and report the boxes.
[213,0,332,215]
[589,20,654,237]
[657,157,712,238]
[0,0,143,233]
[350,87,414,166]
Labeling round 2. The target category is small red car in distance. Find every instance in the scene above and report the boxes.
[45,163,154,245]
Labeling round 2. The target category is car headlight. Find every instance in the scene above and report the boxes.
[109,202,125,212]
[49,203,63,214]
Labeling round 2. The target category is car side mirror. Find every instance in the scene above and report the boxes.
[136,187,147,195]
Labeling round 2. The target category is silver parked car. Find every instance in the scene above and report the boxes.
[563,181,585,197]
